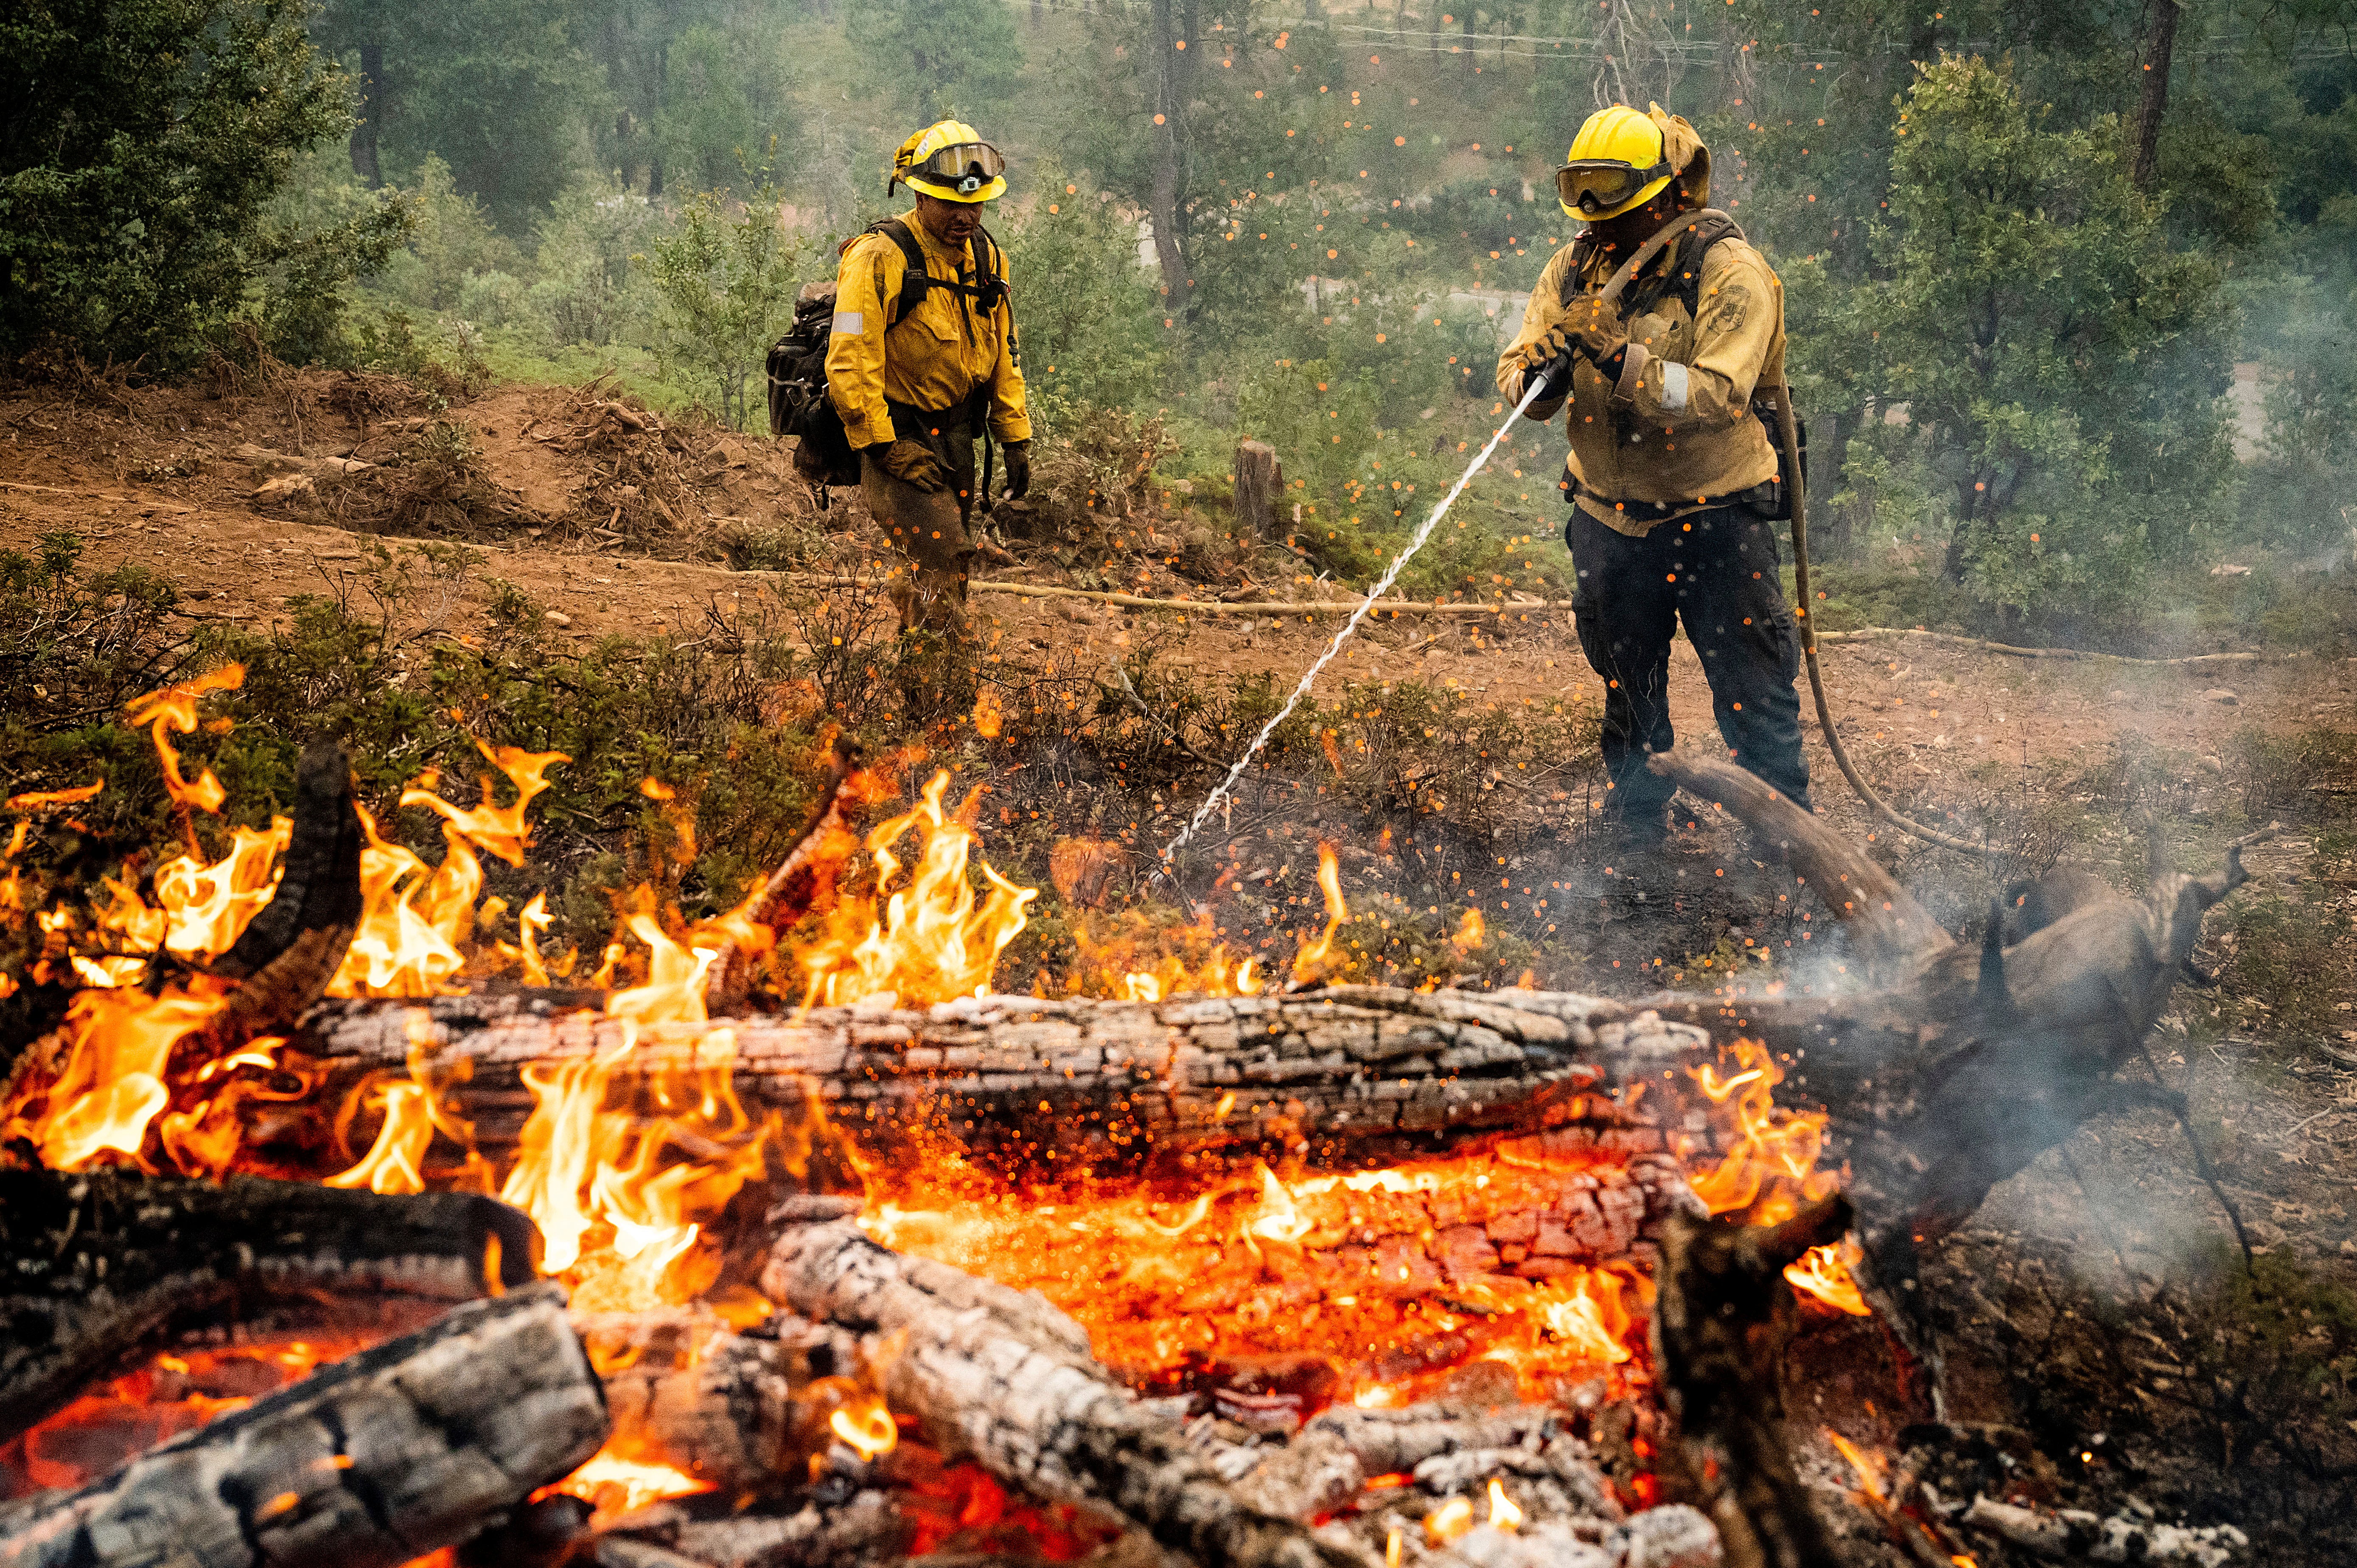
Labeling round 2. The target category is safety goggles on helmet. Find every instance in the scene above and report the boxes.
[1555,156,1674,217]
[906,141,1006,196]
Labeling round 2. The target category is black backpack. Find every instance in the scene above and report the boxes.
[766,217,1006,491]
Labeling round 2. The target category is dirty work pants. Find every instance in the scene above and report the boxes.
[1567,503,1812,823]
[861,405,978,638]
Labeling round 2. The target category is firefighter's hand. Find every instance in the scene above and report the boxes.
[1506,324,1576,405]
[1567,294,1629,367]
[878,440,946,494]
[999,439,1031,501]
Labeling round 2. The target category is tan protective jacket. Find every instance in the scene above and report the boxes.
[1498,222,1785,536]
[827,218,1031,448]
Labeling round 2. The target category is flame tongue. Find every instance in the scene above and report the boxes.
[799,769,1036,1008]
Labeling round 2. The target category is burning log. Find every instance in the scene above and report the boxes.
[205,740,367,1038]
[295,988,1710,1169]
[703,734,862,1016]
[760,1207,1368,1568]
[0,1166,537,1442]
[1633,750,2265,1385]
[0,1284,608,1568]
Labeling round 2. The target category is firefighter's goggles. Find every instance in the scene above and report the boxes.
[1555,157,1674,216]
[910,142,1006,195]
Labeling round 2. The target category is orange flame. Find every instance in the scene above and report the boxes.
[1289,843,1349,985]
[797,769,1036,1008]
[329,747,568,999]
[555,1450,713,1522]
[1686,1041,1867,1314]
[1786,1238,1872,1315]
[971,689,1003,739]
[1487,1477,1522,1530]
[7,781,105,812]
[1827,1430,1887,1503]
[154,819,290,960]
[6,982,230,1168]
[829,1397,899,1462]
[126,666,244,822]
[1536,1269,1634,1364]
[1425,1496,1475,1545]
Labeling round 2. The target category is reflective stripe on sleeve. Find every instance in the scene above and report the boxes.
[830,311,865,335]
[1660,361,1690,413]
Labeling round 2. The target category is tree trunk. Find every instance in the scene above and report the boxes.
[348,44,383,188]
[2129,0,2180,194]
[1233,440,1283,540]
[1147,0,1191,322]
[0,1286,607,1568]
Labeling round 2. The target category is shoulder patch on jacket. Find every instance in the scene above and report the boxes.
[1711,283,1752,333]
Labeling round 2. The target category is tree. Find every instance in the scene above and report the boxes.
[311,0,603,231]
[865,0,1024,130]
[1862,56,2234,609]
[644,184,805,431]
[0,0,408,367]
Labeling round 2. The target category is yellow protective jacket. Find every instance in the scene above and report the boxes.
[826,218,1031,448]
[1497,215,1784,536]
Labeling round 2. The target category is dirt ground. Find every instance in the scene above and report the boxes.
[7,367,2355,1561]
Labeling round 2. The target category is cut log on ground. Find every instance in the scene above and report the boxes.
[761,1210,1369,1568]
[0,1284,608,1568]
[295,988,1711,1173]
[0,1166,538,1442]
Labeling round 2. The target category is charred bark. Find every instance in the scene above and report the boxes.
[760,1214,1366,1568]
[0,1167,538,1442]
[1652,1197,1853,1568]
[209,740,366,1039]
[296,987,1708,1175]
[704,734,860,1015]
[0,1284,607,1568]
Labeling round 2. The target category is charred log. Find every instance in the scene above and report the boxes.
[705,734,862,1016]
[760,1213,1368,1568]
[1651,1197,1853,1568]
[207,741,366,1037]
[296,988,1709,1175]
[0,1166,538,1442]
[0,1284,607,1568]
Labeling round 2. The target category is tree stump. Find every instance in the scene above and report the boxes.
[1234,440,1282,540]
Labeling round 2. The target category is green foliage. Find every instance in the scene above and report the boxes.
[642,181,805,431]
[373,155,520,313]
[1004,168,1167,426]
[863,0,1024,129]
[313,0,603,231]
[526,181,664,349]
[656,23,802,197]
[1860,55,2236,612]
[0,0,409,367]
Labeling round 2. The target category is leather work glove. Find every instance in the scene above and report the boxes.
[1507,322,1577,405]
[877,439,946,494]
[999,438,1031,501]
[1566,293,1629,373]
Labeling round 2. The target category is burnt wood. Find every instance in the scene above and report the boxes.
[704,732,861,1015]
[0,1284,607,1568]
[760,1215,1369,1568]
[0,1167,538,1443]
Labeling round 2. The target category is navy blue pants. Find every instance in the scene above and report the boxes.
[1567,504,1812,822]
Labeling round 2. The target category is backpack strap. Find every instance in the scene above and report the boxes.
[867,217,932,328]
[968,224,1008,314]
[1560,210,1745,321]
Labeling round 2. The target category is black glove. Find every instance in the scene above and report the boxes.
[876,439,946,494]
[999,438,1031,501]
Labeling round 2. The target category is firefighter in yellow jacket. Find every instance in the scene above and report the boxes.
[1497,103,1811,848]
[827,121,1031,639]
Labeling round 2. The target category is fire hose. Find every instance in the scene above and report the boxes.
[1161,217,1978,877]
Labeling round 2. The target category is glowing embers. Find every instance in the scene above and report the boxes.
[2,1338,369,1496]
[555,1450,715,1523]
[1682,1039,1869,1316]
[864,1144,1657,1414]
[796,768,1036,1008]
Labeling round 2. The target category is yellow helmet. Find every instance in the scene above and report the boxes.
[892,120,1007,204]
[1557,104,1673,221]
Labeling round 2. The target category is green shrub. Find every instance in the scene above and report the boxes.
[0,0,409,367]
